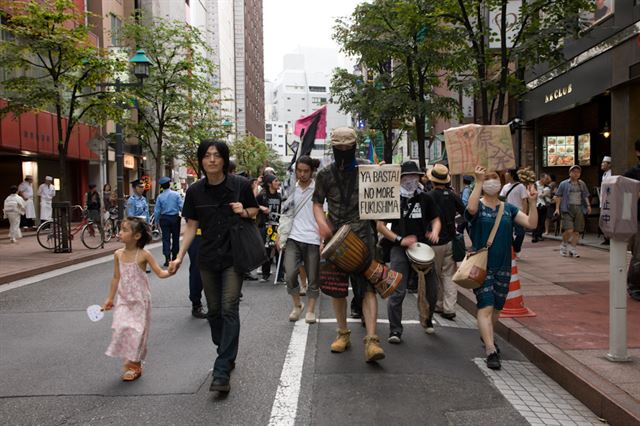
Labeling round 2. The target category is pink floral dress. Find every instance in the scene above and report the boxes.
[106,249,151,362]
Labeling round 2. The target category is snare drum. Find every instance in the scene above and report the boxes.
[321,225,371,273]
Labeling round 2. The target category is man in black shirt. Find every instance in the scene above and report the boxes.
[170,140,259,393]
[377,161,441,343]
[256,174,283,282]
[427,164,466,320]
[623,139,640,301]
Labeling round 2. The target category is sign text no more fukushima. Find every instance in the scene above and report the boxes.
[358,164,401,220]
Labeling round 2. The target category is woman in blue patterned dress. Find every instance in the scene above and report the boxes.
[465,166,538,370]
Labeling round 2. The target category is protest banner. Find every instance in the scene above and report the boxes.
[358,164,401,220]
[443,124,516,175]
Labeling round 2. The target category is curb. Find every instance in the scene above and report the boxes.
[456,288,640,426]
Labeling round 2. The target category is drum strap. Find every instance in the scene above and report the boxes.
[399,196,419,237]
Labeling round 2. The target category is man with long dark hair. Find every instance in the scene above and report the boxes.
[170,140,259,393]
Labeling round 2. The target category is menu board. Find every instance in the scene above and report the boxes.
[543,136,575,167]
[578,133,591,166]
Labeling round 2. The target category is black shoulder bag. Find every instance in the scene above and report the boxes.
[229,176,268,273]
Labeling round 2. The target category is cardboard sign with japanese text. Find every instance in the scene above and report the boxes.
[358,164,401,220]
[443,124,516,175]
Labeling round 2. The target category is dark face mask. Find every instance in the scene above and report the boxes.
[333,146,356,169]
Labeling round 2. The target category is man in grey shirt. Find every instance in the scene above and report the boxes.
[554,165,591,258]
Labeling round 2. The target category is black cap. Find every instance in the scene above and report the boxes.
[131,179,142,187]
[88,183,96,189]
[401,161,422,176]
[463,175,474,184]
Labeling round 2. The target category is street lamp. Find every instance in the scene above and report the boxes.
[112,49,153,220]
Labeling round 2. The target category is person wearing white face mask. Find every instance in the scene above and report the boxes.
[465,166,538,370]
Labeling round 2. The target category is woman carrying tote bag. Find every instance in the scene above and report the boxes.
[464,166,538,370]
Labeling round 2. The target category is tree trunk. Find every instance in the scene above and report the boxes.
[55,111,68,202]
[154,134,163,200]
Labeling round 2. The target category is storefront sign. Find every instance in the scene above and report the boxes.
[443,124,516,174]
[123,154,135,169]
[577,133,591,166]
[544,84,573,104]
[543,136,575,167]
[358,165,401,220]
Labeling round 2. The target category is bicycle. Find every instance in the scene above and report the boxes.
[36,205,107,250]
[103,207,121,242]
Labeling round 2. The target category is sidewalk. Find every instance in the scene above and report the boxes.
[0,232,122,284]
[456,238,640,425]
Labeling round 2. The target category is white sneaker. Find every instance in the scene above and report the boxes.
[288,302,304,322]
[305,311,316,324]
[560,243,569,257]
[569,246,580,258]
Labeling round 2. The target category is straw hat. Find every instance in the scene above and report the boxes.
[427,164,451,184]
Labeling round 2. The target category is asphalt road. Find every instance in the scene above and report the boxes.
[0,246,585,426]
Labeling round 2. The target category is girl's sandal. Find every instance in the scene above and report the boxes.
[121,364,142,381]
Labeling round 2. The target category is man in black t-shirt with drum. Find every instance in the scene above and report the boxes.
[377,161,441,343]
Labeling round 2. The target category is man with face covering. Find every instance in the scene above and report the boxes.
[313,127,386,363]
[377,161,441,343]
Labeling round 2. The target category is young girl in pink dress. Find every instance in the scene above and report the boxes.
[102,217,172,381]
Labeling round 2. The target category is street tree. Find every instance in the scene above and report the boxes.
[334,0,461,168]
[0,0,124,195]
[230,134,279,178]
[119,15,219,193]
[440,0,590,124]
[331,66,409,164]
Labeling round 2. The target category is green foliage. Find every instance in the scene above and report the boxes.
[230,134,278,178]
[439,0,591,124]
[0,0,125,188]
[118,14,222,189]
[332,0,462,167]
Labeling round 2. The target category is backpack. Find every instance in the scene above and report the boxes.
[4,196,20,214]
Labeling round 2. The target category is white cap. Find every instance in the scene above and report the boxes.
[602,156,611,163]
[45,176,53,181]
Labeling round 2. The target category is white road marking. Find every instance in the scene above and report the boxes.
[317,318,421,324]
[0,241,162,293]
[268,319,309,426]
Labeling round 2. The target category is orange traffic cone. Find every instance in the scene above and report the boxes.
[500,249,536,318]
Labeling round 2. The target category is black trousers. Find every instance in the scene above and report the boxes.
[533,205,547,239]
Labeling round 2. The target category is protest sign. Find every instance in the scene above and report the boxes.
[358,164,401,220]
[444,124,516,174]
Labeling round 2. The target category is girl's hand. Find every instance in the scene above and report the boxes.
[527,184,538,201]
[259,205,269,214]
[229,202,244,215]
[474,166,486,182]
[102,299,114,311]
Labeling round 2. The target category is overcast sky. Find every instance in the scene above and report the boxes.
[263,0,364,80]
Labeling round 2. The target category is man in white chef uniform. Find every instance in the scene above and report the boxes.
[38,176,56,221]
[17,175,36,229]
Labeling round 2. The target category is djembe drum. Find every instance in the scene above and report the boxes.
[321,225,402,299]
[406,242,436,327]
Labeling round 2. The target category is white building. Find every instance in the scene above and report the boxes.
[207,0,236,122]
[267,50,352,163]
[265,121,288,158]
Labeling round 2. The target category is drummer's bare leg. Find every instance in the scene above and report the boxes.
[362,291,377,336]
[333,297,348,330]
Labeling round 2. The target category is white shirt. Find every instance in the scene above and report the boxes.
[500,182,528,211]
[38,183,56,201]
[18,181,33,199]
[289,181,320,246]
[602,169,612,180]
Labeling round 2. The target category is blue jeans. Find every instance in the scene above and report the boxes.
[159,215,180,260]
[388,245,438,335]
[200,266,243,380]
[187,235,203,307]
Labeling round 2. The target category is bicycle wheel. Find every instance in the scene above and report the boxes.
[103,219,113,242]
[36,221,55,250]
[81,222,103,249]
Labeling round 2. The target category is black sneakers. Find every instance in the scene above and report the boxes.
[192,305,207,319]
[210,377,230,392]
[486,351,501,370]
[440,312,456,320]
